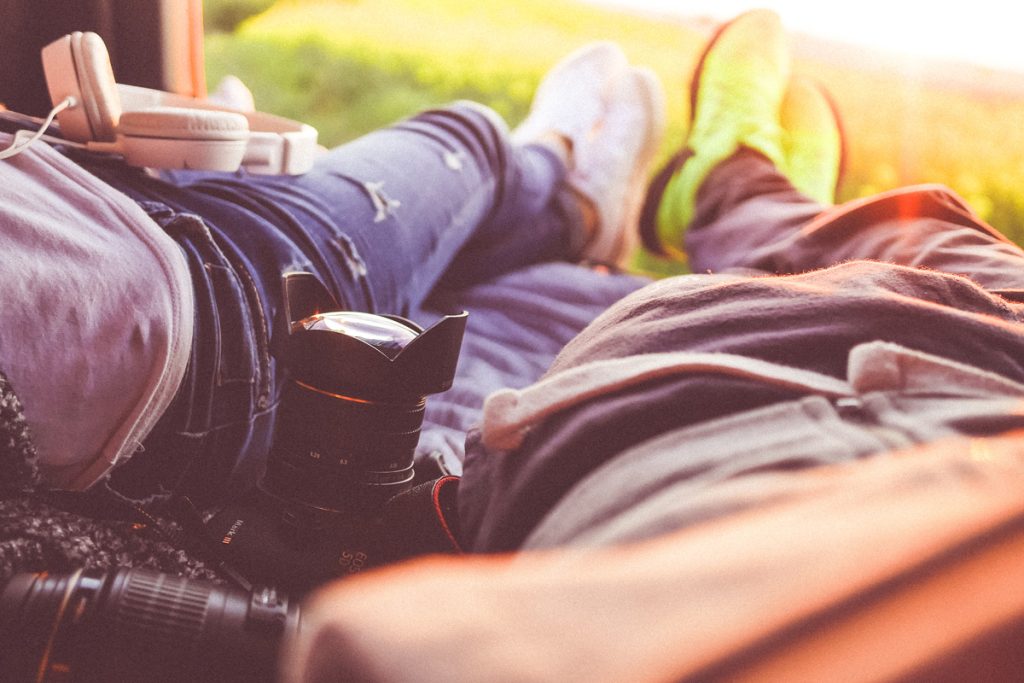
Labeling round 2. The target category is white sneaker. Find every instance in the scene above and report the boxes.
[512,42,629,156]
[571,66,666,265]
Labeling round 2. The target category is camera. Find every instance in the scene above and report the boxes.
[204,272,467,592]
[0,567,299,683]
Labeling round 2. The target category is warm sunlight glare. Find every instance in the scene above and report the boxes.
[587,0,1024,71]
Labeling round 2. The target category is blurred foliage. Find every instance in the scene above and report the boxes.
[204,0,698,147]
[202,0,1024,273]
[204,0,278,32]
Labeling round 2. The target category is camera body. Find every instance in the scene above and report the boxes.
[205,272,467,592]
[205,472,462,592]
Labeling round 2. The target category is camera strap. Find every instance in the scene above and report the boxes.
[380,475,463,561]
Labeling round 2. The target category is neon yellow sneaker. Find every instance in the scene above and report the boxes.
[640,9,790,260]
[780,75,846,205]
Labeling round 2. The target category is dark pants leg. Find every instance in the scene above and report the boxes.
[687,151,1024,299]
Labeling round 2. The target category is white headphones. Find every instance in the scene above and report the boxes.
[39,31,319,174]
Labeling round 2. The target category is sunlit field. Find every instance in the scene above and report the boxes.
[204,0,1024,272]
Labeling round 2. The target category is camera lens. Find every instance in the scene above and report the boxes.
[266,309,466,513]
[0,568,299,683]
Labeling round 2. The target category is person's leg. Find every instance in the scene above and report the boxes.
[101,105,579,504]
[159,42,660,318]
[293,43,663,297]
[686,153,1024,297]
[641,9,1024,297]
[97,103,586,503]
[680,150,822,274]
[163,102,585,318]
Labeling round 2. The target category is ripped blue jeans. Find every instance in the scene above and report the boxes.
[90,103,582,503]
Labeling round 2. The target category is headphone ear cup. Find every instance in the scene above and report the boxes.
[69,31,122,141]
[115,107,250,171]
[41,31,120,142]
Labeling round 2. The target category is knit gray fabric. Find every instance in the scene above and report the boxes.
[0,371,220,583]
[0,371,39,494]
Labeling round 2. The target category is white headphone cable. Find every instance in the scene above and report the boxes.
[0,97,80,160]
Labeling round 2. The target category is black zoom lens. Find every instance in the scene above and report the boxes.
[0,568,299,683]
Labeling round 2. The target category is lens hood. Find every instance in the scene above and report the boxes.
[278,271,466,402]
[286,312,467,401]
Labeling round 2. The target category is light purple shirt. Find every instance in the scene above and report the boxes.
[0,136,192,489]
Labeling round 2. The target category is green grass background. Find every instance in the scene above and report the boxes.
[202,0,1024,274]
